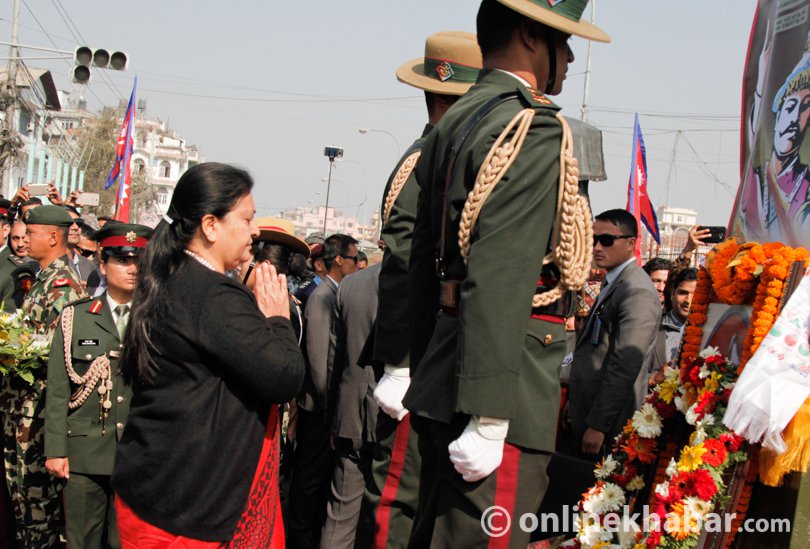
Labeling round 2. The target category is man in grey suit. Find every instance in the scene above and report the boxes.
[568,209,661,458]
[289,233,359,549]
[321,262,381,549]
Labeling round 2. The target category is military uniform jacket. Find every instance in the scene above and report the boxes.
[0,246,35,313]
[44,292,131,475]
[0,255,86,418]
[372,125,432,371]
[404,70,567,451]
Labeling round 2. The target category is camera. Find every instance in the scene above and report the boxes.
[324,147,344,161]
[697,225,727,244]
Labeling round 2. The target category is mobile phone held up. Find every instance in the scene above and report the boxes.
[75,192,100,206]
[27,184,50,196]
[697,225,727,244]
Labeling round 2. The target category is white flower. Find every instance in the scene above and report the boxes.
[675,395,690,414]
[632,403,663,438]
[626,475,645,491]
[685,403,699,425]
[701,414,716,426]
[665,458,677,477]
[684,496,712,518]
[699,366,710,379]
[655,481,670,499]
[700,346,721,359]
[601,482,626,513]
[692,424,707,445]
[665,367,679,383]
[595,455,618,480]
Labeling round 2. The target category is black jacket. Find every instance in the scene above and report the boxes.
[112,259,305,541]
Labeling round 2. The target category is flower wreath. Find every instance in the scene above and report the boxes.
[571,240,808,549]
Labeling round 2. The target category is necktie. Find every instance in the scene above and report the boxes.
[114,304,130,340]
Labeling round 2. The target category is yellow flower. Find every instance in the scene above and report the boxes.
[678,443,707,472]
[702,372,720,394]
[592,542,611,549]
[658,378,679,404]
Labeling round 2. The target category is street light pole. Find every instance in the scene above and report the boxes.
[358,128,401,157]
[323,146,343,234]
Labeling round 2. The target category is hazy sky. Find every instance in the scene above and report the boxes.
[4,0,756,226]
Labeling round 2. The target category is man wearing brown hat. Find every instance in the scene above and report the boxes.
[351,31,483,549]
[0,205,87,547]
[406,1,609,546]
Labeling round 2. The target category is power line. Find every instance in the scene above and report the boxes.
[136,86,421,104]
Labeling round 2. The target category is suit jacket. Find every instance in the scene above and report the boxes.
[330,264,380,441]
[372,126,432,371]
[44,292,132,475]
[0,246,34,312]
[71,252,97,283]
[646,311,682,376]
[568,262,661,444]
[404,69,568,452]
[299,276,338,413]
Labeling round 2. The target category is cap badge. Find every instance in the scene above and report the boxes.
[125,231,137,243]
[436,62,454,82]
[548,0,567,6]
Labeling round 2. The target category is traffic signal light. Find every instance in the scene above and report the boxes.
[73,46,129,84]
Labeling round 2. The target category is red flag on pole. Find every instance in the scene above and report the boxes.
[107,78,136,222]
[626,113,660,264]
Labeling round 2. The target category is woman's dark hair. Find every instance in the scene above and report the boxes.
[121,162,254,385]
[250,242,306,277]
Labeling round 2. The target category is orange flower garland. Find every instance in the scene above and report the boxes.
[679,267,712,367]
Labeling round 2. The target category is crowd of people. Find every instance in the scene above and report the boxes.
[0,1,721,548]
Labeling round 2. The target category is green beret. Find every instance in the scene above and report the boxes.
[94,223,153,257]
[23,205,75,227]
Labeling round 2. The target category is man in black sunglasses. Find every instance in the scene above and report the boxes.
[567,209,661,459]
[63,206,96,285]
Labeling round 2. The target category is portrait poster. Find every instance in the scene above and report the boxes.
[699,303,753,369]
[730,0,810,248]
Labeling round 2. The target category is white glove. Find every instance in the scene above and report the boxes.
[448,416,509,482]
[373,365,410,421]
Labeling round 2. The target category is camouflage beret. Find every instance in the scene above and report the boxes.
[23,205,74,227]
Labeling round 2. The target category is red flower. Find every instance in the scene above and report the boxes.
[655,399,676,420]
[702,439,728,467]
[694,391,718,418]
[688,366,703,387]
[673,468,718,500]
[720,432,743,452]
[646,528,662,547]
[612,462,638,485]
[622,435,658,464]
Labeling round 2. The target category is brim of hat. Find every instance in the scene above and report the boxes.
[396,58,476,95]
[257,229,311,258]
[497,0,611,43]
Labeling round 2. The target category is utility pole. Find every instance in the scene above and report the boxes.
[580,0,595,122]
[322,146,343,234]
[2,0,21,197]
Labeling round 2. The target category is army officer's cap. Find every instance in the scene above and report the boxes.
[23,205,75,227]
[94,223,153,257]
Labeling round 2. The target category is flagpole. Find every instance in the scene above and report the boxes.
[580,0,595,122]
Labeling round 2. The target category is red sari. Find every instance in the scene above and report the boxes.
[117,406,284,548]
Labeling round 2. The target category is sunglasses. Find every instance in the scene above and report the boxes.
[72,218,85,227]
[593,234,634,247]
[340,254,359,264]
[76,247,96,258]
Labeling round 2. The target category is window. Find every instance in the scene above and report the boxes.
[157,188,168,205]
[133,159,146,175]
[677,215,684,223]
[159,161,171,178]
[138,132,148,147]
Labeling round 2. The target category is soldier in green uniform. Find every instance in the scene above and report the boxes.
[0,205,87,547]
[358,31,483,549]
[404,1,609,547]
[0,199,35,313]
[44,222,151,549]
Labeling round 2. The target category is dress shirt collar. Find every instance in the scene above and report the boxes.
[493,68,532,88]
[604,257,636,288]
[106,293,132,323]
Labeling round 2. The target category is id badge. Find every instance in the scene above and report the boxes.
[590,317,602,345]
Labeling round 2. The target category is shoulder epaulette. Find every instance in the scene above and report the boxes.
[7,254,24,266]
[64,296,94,310]
[53,277,72,288]
[518,86,560,110]
[87,299,104,315]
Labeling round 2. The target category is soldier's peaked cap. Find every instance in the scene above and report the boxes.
[494,0,610,43]
[23,205,74,227]
[94,223,153,257]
